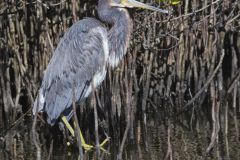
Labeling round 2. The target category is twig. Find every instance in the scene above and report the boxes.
[206,83,220,153]
[36,0,66,9]
[46,31,54,53]
[160,0,222,23]
[117,108,131,160]
[71,0,77,22]
[178,49,225,114]
[227,70,240,94]
[164,120,172,160]
[92,84,100,156]
[32,92,41,160]
[47,139,53,160]
[117,76,132,160]
[1,107,32,136]
[72,81,84,158]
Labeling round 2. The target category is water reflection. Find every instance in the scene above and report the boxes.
[0,113,239,160]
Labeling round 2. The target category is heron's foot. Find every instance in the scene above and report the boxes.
[81,142,94,151]
[81,136,110,152]
[98,137,110,153]
[79,137,110,153]
[66,137,94,151]
[61,116,110,152]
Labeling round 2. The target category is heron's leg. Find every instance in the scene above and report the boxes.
[61,116,93,150]
[61,116,110,152]
[73,122,110,152]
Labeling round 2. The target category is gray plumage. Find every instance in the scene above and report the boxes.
[33,18,110,125]
[33,1,132,125]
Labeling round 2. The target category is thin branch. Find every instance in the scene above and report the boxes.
[178,49,225,114]
[160,0,222,23]
[93,90,100,156]
[31,92,41,160]
[36,0,66,8]
[47,140,53,160]
[72,81,84,158]
[71,0,77,22]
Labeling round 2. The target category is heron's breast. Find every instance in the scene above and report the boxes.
[95,26,109,62]
[82,26,109,98]
[84,67,107,98]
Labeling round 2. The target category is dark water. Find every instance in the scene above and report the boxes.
[0,112,239,160]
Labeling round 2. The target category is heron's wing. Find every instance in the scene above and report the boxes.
[33,18,109,125]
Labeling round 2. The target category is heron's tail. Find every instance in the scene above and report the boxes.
[32,89,45,115]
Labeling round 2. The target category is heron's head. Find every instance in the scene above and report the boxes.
[110,0,169,14]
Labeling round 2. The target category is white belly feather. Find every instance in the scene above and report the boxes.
[84,26,109,98]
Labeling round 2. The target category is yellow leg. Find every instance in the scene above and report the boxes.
[61,116,93,150]
[61,116,110,151]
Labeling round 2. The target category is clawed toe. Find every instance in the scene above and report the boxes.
[61,116,110,152]
[84,137,110,152]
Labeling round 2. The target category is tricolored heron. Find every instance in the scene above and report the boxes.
[33,0,168,150]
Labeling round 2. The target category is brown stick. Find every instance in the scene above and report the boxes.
[93,91,100,157]
[179,49,225,114]
[47,139,53,160]
[117,76,132,160]
[31,92,41,160]
[71,0,77,22]
[72,81,84,158]
[164,120,172,160]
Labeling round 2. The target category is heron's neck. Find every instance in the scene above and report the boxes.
[98,0,133,67]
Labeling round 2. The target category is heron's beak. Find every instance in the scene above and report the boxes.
[120,0,169,14]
